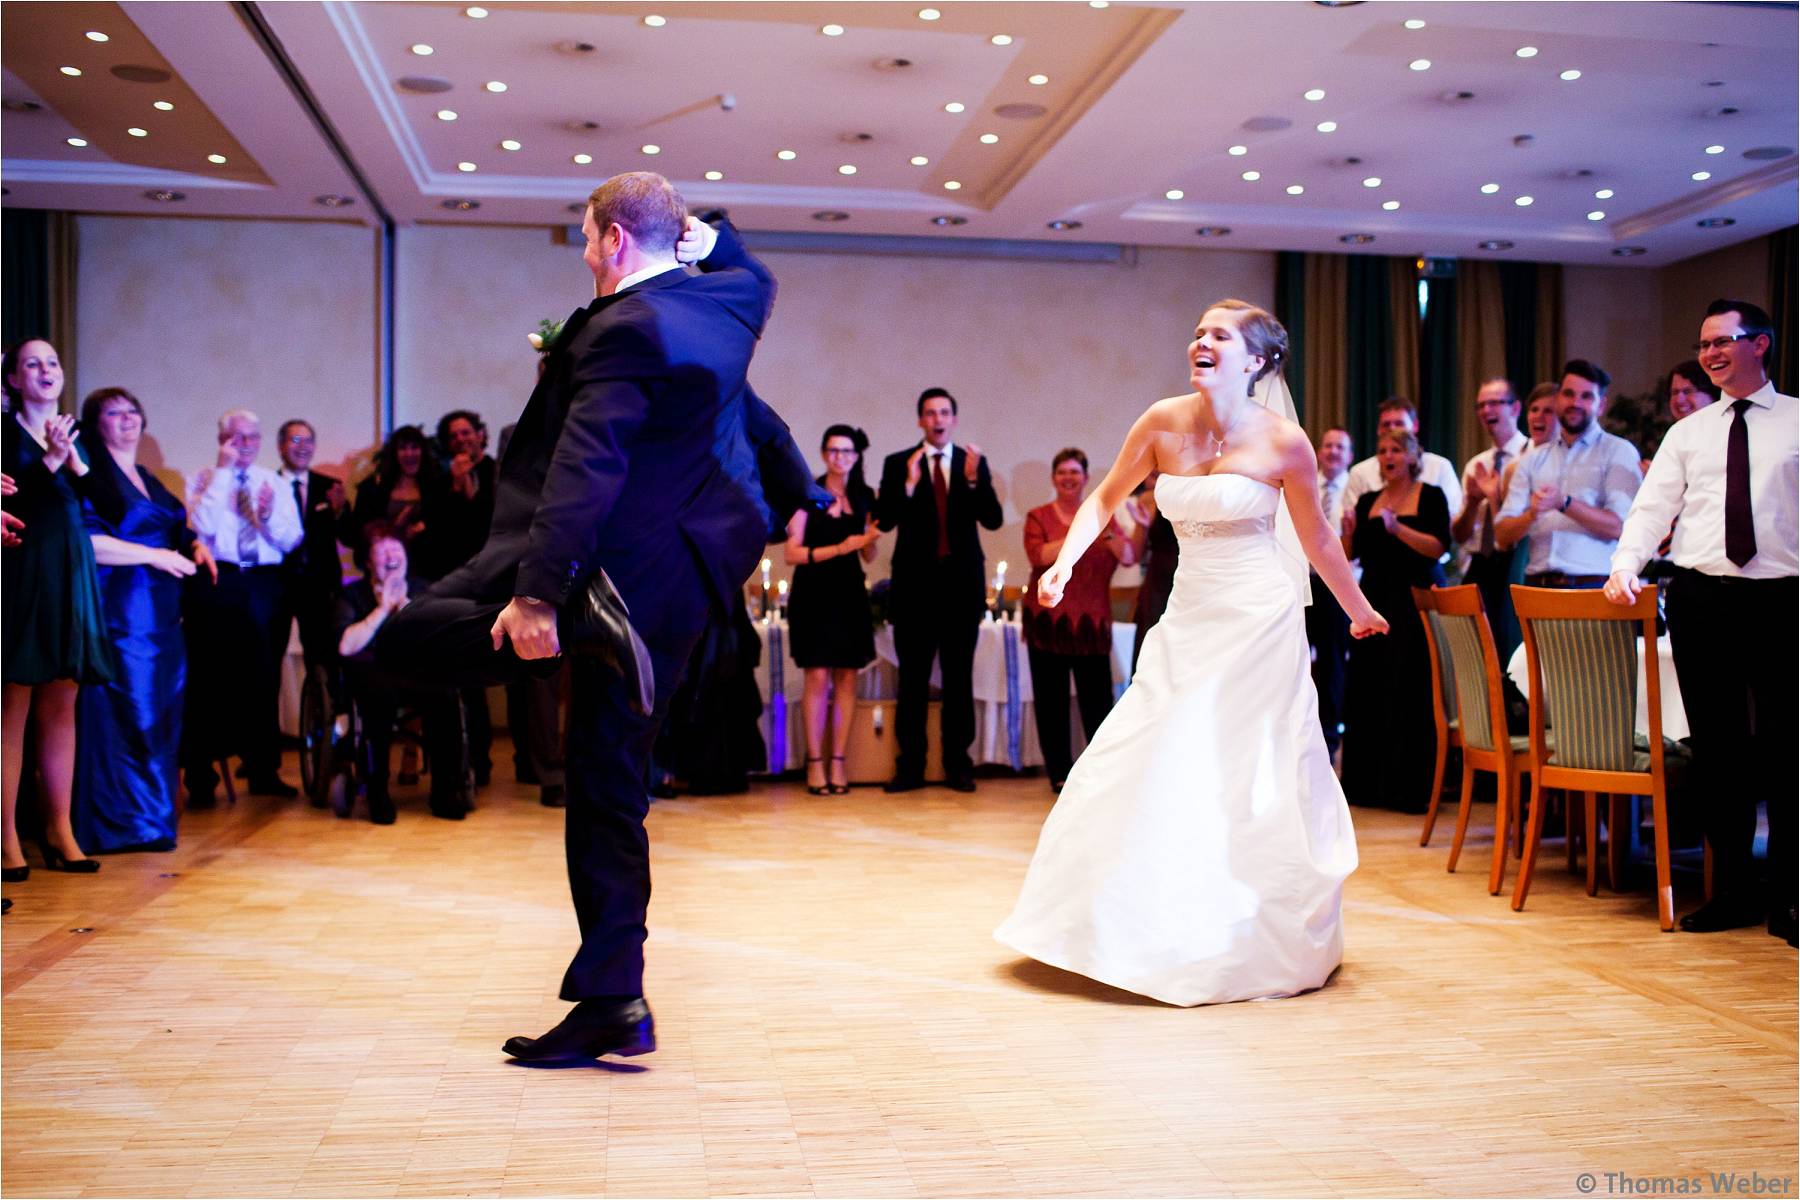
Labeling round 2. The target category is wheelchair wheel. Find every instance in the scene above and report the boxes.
[298,665,341,806]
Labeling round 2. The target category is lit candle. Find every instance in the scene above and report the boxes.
[760,557,772,590]
[777,578,789,600]
[994,560,1008,592]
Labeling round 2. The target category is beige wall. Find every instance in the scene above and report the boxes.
[1657,237,1771,368]
[74,215,380,494]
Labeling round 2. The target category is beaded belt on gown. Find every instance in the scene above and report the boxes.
[1171,514,1275,539]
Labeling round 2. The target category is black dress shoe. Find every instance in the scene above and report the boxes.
[185,790,216,812]
[1769,907,1798,947]
[561,569,655,717]
[945,773,977,793]
[503,998,655,1062]
[1679,897,1765,933]
[367,791,397,825]
[248,776,299,799]
[884,774,926,794]
[540,784,566,809]
[428,796,468,821]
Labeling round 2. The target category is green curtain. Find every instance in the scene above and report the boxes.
[1275,250,1307,422]
[1420,272,1458,462]
[2,209,50,352]
[1344,254,1392,451]
[1496,262,1538,396]
[1771,226,1797,396]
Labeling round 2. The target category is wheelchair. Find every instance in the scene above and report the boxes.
[297,659,455,816]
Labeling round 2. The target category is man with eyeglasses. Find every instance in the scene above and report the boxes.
[275,419,348,674]
[1341,397,1463,521]
[1607,299,1798,944]
[1452,378,1528,658]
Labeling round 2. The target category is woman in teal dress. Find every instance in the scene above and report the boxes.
[2,339,116,881]
[74,387,209,853]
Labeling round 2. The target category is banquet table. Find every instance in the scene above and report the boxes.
[1504,634,1688,741]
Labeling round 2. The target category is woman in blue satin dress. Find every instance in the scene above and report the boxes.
[73,388,212,853]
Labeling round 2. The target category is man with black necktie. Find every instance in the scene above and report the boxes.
[1453,378,1528,659]
[275,418,347,673]
[1607,299,1798,944]
[876,388,1004,793]
[1307,427,1354,756]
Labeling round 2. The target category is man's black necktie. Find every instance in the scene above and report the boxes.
[291,478,306,565]
[1725,399,1756,567]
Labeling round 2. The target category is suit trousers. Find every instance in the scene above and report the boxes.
[1025,647,1114,784]
[341,659,468,805]
[182,563,286,789]
[1304,573,1351,754]
[1664,569,1797,912]
[506,670,566,790]
[378,577,704,999]
[1462,547,1522,663]
[891,589,981,778]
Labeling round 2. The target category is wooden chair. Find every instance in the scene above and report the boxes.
[1430,585,1533,896]
[1510,584,1680,931]
[1412,586,1461,847]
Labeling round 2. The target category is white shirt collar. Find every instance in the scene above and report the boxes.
[277,465,305,482]
[926,440,955,460]
[615,260,683,294]
[1723,379,1778,408]
[1496,429,1529,458]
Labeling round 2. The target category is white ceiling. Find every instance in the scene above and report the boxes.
[3,0,1795,267]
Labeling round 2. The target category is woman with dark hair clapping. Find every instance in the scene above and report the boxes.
[348,424,451,580]
[783,424,880,795]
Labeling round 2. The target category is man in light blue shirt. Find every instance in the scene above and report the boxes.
[1495,359,1642,587]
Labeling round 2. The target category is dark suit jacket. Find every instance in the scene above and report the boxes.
[283,469,344,597]
[876,443,1004,616]
[453,219,791,643]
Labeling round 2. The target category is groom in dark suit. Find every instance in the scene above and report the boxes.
[379,173,818,1062]
[876,388,1004,792]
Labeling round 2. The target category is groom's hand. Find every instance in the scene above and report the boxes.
[674,216,718,265]
[492,595,561,659]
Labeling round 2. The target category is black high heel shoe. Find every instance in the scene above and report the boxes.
[38,842,100,874]
[828,755,851,795]
[1,863,27,883]
[804,756,830,796]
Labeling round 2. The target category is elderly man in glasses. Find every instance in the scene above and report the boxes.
[1452,378,1529,658]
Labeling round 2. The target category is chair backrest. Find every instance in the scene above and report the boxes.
[1411,586,1459,728]
[1428,585,1508,755]
[1510,585,1662,774]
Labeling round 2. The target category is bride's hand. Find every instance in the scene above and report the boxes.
[1037,561,1071,608]
[1349,609,1389,639]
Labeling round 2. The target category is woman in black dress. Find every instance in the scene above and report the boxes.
[347,425,451,581]
[783,425,880,795]
[1,339,116,880]
[1339,429,1451,812]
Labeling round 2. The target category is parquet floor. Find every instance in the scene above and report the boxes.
[3,752,1794,1198]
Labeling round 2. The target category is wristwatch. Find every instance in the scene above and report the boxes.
[1559,495,1573,513]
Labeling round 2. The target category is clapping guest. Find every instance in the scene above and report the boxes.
[2,339,116,880]
[1339,429,1451,811]
[1307,428,1355,756]
[1021,448,1134,792]
[1453,378,1528,659]
[73,388,211,853]
[349,425,450,580]
[275,419,347,672]
[1666,359,1721,423]
[1125,471,1177,673]
[783,425,879,795]
[433,411,497,787]
[1341,397,1463,517]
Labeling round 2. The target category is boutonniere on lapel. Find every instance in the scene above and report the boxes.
[527,317,565,353]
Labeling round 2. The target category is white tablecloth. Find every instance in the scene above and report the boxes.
[754,616,1137,772]
[1504,635,1687,741]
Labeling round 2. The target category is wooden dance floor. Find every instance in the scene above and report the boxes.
[4,761,1794,1197]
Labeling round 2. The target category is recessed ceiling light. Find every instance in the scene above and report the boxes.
[1340,233,1375,244]
[1362,176,1381,188]
[315,195,356,208]
[500,139,521,151]
[813,211,850,222]
[1316,120,1338,133]
[703,169,723,181]
[944,180,962,190]
[442,198,480,211]
[1195,226,1231,237]
[944,101,965,113]
[931,215,968,226]
[436,109,458,121]
[838,164,857,175]
[144,189,185,202]
[918,7,941,19]
[1286,184,1304,195]
[458,161,477,172]
[1480,183,1500,194]
[1304,88,1326,101]
[153,100,174,111]
[1404,18,1426,29]
[991,34,1013,46]
[1409,59,1431,71]
[1048,219,1081,231]
[1691,170,1711,181]
[59,67,82,77]
[573,153,592,164]
[207,153,227,164]
[1587,211,1605,221]
[464,6,488,17]
[1090,1,1109,8]
[1228,145,1248,156]
[65,137,88,148]
[643,15,666,27]
[410,43,434,56]
[642,144,661,155]
[1697,217,1736,228]
[1165,189,1185,200]
[1514,195,1533,206]
[127,126,148,137]
[910,155,929,166]
[1382,200,1400,210]
[1611,246,1646,257]
[1028,74,1049,85]
[821,24,845,36]
[1241,170,1260,181]
[777,149,797,160]
[85,30,109,42]
[1594,188,1613,199]
[1705,144,1725,155]
[979,133,999,144]
[1479,240,1514,251]
[1515,46,1538,58]
[485,81,507,93]
[1559,69,1581,81]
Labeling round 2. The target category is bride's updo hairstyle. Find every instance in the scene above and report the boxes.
[1205,299,1289,393]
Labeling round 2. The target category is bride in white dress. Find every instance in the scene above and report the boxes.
[995,300,1388,1007]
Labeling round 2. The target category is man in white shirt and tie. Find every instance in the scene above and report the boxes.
[183,409,303,805]
[1453,378,1529,657]
[1341,397,1463,520]
[1307,427,1354,756]
[1607,300,1798,943]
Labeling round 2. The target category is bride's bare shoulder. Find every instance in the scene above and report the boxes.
[1134,393,1198,433]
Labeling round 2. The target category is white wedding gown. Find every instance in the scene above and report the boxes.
[995,473,1358,1006]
